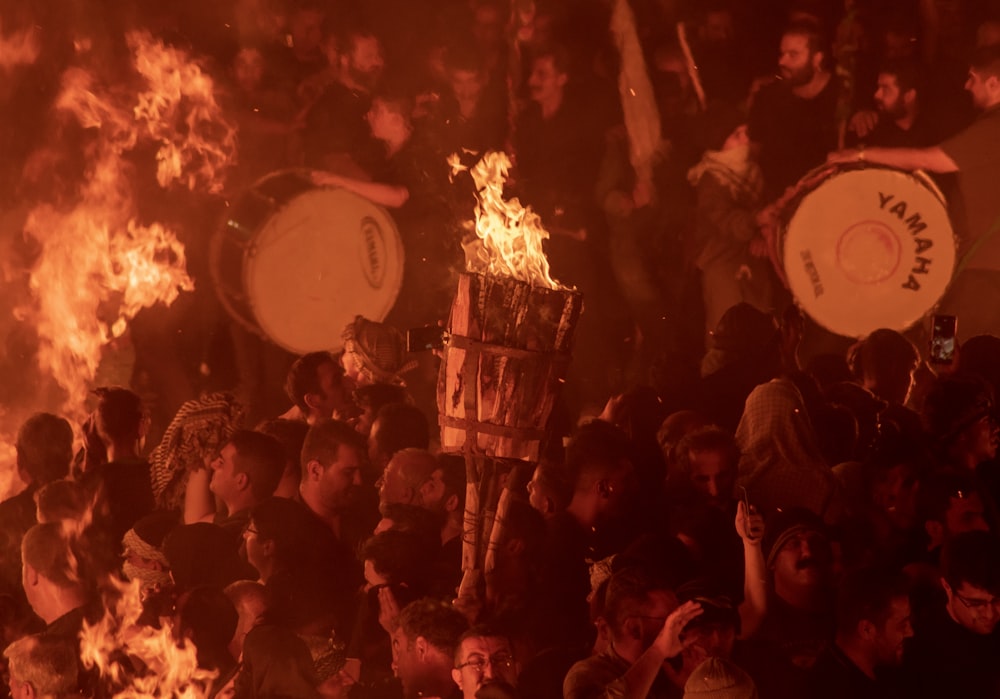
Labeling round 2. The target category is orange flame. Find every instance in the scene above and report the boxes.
[450,151,562,290]
[81,577,217,699]
[0,23,40,70]
[19,32,234,414]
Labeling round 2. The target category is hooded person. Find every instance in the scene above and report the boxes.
[687,103,772,343]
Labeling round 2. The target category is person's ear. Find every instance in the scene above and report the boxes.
[598,479,612,499]
[452,668,464,691]
[858,619,876,642]
[236,472,250,491]
[415,636,429,660]
[903,87,917,107]
[925,520,944,546]
[261,539,276,557]
[23,563,39,588]
[813,50,824,71]
[21,680,37,699]
[306,459,324,482]
[624,617,642,641]
[504,537,526,557]
[444,492,460,514]
[303,392,323,412]
[941,577,954,600]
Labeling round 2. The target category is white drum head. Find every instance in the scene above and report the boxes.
[782,168,955,338]
[246,187,403,354]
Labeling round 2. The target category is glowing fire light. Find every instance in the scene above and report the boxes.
[81,577,217,699]
[19,31,235,413]
[450,151,563,290]
[0,23,40,70]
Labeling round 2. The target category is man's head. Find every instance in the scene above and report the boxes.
[300,420,366,513]
[4,634,78,699]
[21,522,85,623]
[526,461,573,519]
[673,427,739,510]
[850,329,919,406]
[603,567,678,661]
[451,626,517,699]
[223,579,267,660]
[339,28,384,93]
[966,44,1000,111]
[778,20,827,87]
[392,598,469,699]
[379,449,443,512]
[15,413,73,487]
[874,60,920,120]
[446,43,488,107]
[369,403,429,476]
[360,528,435,592]
[285,352,351,423]
[209,430,285,511]
[922,375,998,467]
[566,420,637,529]
[367,92,413,144]
[527,45,570,108]
[287,0,325,60]
[941,531,1000,635]
[836,568,912,668]
[917,471,989,552]
[93,386,146,448]
[764,508,832,598]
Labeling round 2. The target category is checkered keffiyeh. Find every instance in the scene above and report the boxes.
[735,379,836,517]
[149,392,245,511]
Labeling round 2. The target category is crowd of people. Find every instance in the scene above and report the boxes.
[7,0,1000,698]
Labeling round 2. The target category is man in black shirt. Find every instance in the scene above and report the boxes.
[749,20,840,200]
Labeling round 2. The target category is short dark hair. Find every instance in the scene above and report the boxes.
[360,529,435,587]
[879,58,922,95]
[942,531,1000,595]
[397,598,469,655]
[255,419,309,477]
[21,522,78,589]
[94,387,145,443]
[285,352,339,412]
[604,566,671,635]
[675,426,740,475]
[850,329,919,382]
[454,624,513,665]
[372,403,429,457]
[301,419,366,477]
[566,420,632,490]
[229,430,286,501]
[529,460,573,511]
[531,43,572,76]
[16,413,73,485]
[836,567,910,636]
[250,497,325,570]
[783,19,828,57]
[970,43,1000,80]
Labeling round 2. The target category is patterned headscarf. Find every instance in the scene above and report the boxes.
[149,392,244,511]
[341,316,415,387]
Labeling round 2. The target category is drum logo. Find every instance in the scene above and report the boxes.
[878,192,935,292]
[360,216,386,289]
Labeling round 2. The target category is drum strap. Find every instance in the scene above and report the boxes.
[955,213,1000,277]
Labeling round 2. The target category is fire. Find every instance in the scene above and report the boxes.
[81,577,217,699]
[18,31,235,413]
[450,151,562,290]
[0,23,40,70]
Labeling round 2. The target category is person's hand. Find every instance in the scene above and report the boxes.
[652,601,703,659]
[848,110,879,138]
[735,499,764,545]
[377,586,401,634]
[827,148,862,165]
[311,170,343,187]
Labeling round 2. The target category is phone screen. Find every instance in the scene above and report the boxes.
[930,314,957,364]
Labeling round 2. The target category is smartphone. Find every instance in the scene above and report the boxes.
[406,326,447,352]
[930,314,957,365]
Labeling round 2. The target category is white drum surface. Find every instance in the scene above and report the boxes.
[246,187,404,354]
[782,168,955,338]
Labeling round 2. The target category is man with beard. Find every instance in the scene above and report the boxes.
[299,419,377,556]
[749,19,840,200]
[808,568,913,699]
[392,598,469,699]
[303,26,385,174]
[847,60,940,149]
[828,45,1000,340]
[754,509,836,673]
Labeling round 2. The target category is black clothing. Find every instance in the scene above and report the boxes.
[807,644,900,699]
[82,458,155,547]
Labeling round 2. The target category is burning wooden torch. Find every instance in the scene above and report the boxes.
[443,152,583,603]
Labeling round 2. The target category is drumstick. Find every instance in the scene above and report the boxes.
[676,21,707,111]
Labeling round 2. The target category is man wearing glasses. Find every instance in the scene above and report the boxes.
[452,626,518,699]
[903,530,1000,696]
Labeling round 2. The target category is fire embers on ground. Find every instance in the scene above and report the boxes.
[18,30,236,414]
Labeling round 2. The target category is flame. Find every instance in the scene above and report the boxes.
[450,151,562,290]
[0,23,40,70]
[19,31,235,414]
[81,577,217,699]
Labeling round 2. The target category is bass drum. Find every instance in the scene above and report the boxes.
[778,164,956,338]
[211,170,404,354]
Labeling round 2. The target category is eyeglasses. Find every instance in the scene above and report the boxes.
[955,591,1000,611]
[456,653,514,673]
